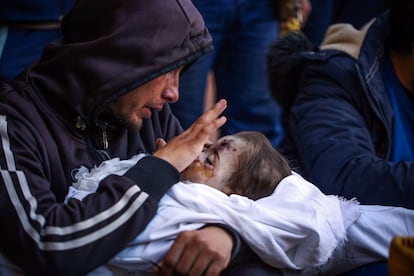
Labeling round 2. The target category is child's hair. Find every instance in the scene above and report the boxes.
[226,131,292,200]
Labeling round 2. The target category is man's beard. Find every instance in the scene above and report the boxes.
[100,106,142,132]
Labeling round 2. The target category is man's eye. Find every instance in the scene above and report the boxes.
[206,157,213,165]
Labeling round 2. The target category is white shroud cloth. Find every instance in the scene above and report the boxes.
[66,155,360,272]
[111,176,359,271]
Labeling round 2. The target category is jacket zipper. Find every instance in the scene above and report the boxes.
[102,127,108,150]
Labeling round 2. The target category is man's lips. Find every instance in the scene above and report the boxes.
[142,107,152,118]
[148,105,164,112]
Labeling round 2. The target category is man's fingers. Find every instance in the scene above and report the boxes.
[183,102,227,144]
[191,116,226,145]
[174,243,201,275]
[156,138,167,149]
[186,99,227,136]
[153,99,227,172]
[199,99,227,123]
[157,228,232,275]
[158,232,188,275]
[203,99,227,125]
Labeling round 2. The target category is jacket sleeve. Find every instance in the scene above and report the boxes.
[289,56,414,209]
[0,111,179,275]
[124,155,180,201]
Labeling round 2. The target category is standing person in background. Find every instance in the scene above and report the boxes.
[302,0,388,46]
[171,0,310,148]
[0,0,282,275]
[0,0,76,81]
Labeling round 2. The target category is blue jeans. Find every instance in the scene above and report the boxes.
[0,27,62,81]
[171,0,284,147]
[303,0,387,46]
[319,205,414,275]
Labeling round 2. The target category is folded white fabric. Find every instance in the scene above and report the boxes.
[67,155,360,271]
[111,174,360,271]
[65,154,146,202]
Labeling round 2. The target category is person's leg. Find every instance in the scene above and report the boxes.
[0,28,62,81]
[223,258,283,276]
[171,0,233,129]
[214,0,284,147]
[332,0,388,28]
[302,0,335,46]
[342,262,388,276]
[320,205,414,275]
[222,248,283,276]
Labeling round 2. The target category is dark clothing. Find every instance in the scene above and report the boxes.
[286,12,414,209]
[0,0,74,22]
[303,0,387,46]
[0,0,76,81]
[171,0,284,148]
[0,28,64,81]
[0,0,214,274]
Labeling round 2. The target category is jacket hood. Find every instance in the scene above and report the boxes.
[28,0,212,126]
[320,19,374,59]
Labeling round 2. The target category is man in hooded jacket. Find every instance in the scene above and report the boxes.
[0,0,277,275]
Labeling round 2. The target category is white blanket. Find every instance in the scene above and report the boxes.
[67,155,360,272]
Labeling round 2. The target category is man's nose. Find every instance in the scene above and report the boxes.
[162,72,180,103]
[162,87,179,103]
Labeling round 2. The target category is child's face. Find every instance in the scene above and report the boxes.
[180,134,248,194]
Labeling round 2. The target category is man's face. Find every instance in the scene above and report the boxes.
[109,67,182,129]
[180,134,248,194]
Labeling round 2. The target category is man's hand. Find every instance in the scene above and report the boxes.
[155,226,234,276]
[154,99,227,172]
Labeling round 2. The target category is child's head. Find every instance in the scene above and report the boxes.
[180,131,292,200]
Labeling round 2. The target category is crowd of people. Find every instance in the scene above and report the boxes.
[0,0,413,275]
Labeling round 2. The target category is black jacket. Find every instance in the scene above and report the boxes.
[287,13,414,208]
[0,0,214,274]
